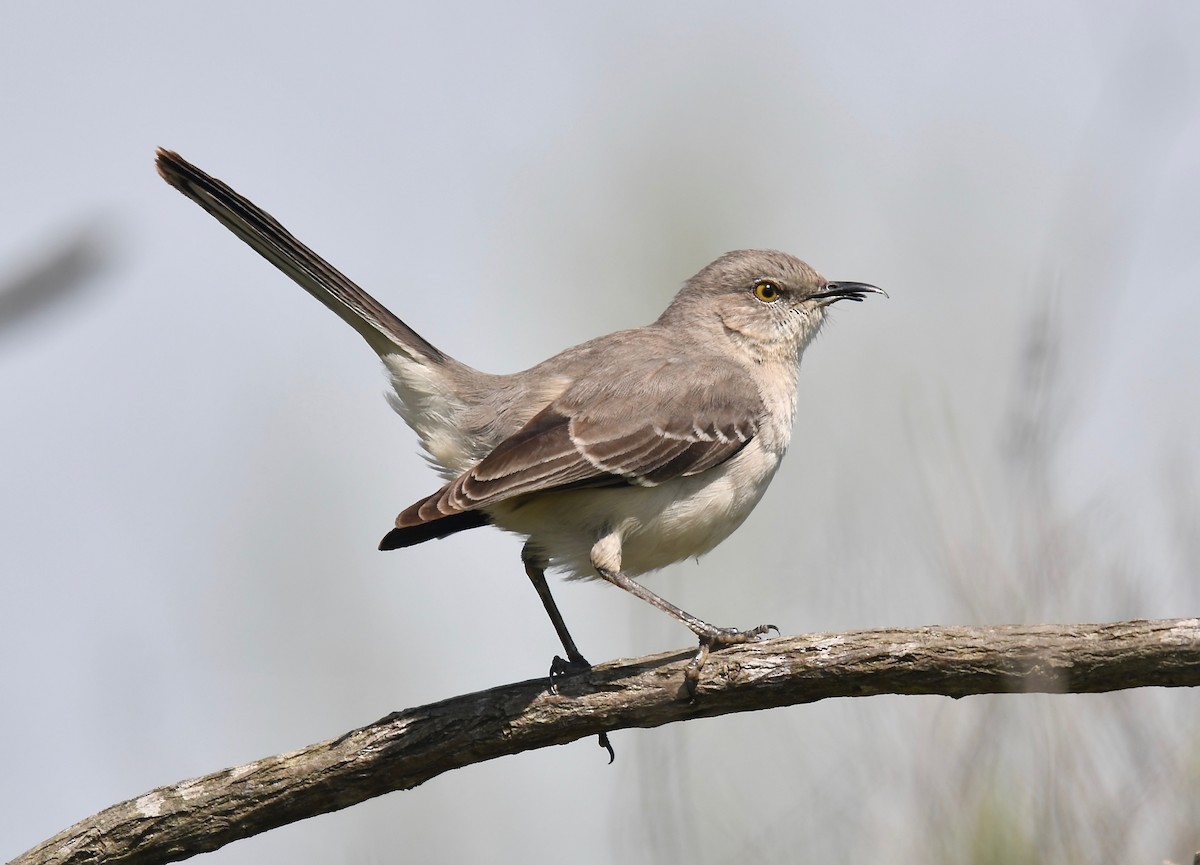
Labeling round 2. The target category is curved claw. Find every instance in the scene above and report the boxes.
[684,641,711,699]
[599,732,615,764]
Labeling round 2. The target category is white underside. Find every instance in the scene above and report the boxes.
[487,437,784,579]
[383,355,476,479]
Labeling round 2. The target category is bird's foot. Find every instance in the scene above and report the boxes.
[547,654,615,763]
[684,623,778,697]
[548,653,592,692]
[703,623,779,647]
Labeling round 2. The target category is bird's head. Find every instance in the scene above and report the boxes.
[660,249,886,364]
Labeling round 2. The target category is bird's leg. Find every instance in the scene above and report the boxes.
[590,535,775,696]
[522,544,614,762]
[522,544,591,678]
[598,565,776,694]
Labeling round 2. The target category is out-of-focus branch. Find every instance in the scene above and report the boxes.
[10,618,1199,865]
[0,223,114,339]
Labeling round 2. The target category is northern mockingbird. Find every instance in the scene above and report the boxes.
[156,149,884,696]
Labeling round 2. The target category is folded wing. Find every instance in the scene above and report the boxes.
[380,357,762,548]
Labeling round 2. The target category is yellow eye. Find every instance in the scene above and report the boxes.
[753,280,781,303]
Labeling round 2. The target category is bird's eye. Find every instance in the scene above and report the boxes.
[753,280,781,303]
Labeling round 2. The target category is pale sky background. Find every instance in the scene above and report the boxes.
[2,3,1198,863]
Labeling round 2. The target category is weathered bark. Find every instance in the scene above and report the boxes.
[11,618,1199,865]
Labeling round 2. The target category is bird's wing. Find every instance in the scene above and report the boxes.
[394,356,764,526]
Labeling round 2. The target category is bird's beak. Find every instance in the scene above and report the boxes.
[810,281,888,306]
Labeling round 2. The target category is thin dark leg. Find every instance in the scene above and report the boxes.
[522,544,614,762]
[522,545,589,668]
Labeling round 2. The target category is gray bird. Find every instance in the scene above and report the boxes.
[156,149,885,699]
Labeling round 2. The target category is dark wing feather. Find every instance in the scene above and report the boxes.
[379,510,490,550]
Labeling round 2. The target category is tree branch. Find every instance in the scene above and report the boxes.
[11,618,1199,865]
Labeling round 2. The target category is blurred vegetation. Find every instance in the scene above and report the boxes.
[629,303,1199,864]
[0,223,114,343]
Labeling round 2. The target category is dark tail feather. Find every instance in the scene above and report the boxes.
[378,510,490,550]
[155,148,444,363]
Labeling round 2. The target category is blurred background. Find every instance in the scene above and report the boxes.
[2,2,1198,862]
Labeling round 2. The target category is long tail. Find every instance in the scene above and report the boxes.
[155,148,442,364]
